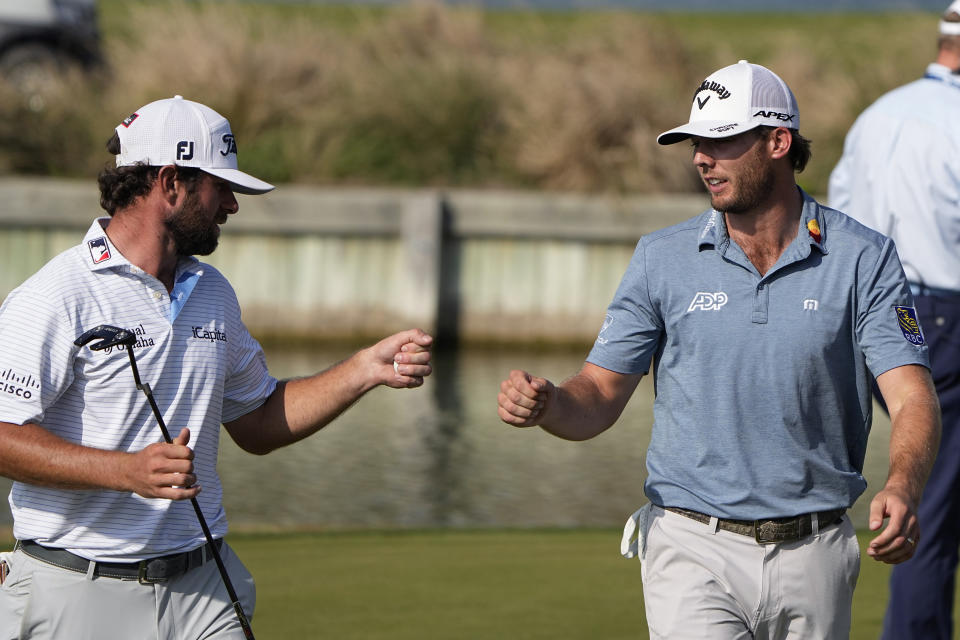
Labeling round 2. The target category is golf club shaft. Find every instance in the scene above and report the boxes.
[125,350,256,640]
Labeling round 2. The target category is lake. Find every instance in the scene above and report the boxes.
[0,343,893,532]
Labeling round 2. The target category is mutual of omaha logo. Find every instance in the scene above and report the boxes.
[88,237,111,264]
[895,306,925,345]
[97,324,156,354]
[688,291,728,312]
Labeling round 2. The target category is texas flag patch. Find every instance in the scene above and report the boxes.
[88,237,111,264]
[895,306,925,345]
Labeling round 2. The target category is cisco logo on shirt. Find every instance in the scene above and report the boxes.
[0,366,40,400]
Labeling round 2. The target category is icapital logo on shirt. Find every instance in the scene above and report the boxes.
[192,326,228,343]
[687,292,729,312]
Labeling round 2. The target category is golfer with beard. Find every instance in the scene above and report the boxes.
[497,61,940,639]
[0,96,433,639]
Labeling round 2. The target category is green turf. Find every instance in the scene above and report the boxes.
[1,529,954,638]
[227,528,956,639]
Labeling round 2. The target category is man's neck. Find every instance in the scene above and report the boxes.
[724,184,803,276]
[936,48,960,73]
[105,205,180,292]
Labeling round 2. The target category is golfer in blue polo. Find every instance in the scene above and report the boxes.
[498,61,941,639]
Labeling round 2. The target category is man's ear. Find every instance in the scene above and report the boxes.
[156,165,180,205]
[768,127,793,161]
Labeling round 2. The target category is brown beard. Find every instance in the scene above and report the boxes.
[711,140,775,215]
[165,190,220,257]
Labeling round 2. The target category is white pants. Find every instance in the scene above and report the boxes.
[0,542,255,640]
[638,505,860,640]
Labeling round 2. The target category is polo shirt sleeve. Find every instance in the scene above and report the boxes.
[856,236,930,377]
[585,239,664,375]
[0,288,77,426]
[221,302,277,423]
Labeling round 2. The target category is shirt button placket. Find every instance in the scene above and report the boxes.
[752,282,769,324]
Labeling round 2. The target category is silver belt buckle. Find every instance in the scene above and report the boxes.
[754,520,781,544]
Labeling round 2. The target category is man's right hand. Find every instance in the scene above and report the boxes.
[127,427,200,500]
[498,370,556,427]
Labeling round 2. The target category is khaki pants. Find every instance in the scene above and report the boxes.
[0,542,255,640]
[639,505,860,640]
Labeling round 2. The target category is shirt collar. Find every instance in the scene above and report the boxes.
[924,63,960,90]
[82,218,131,272]
[696,187,828,257]
[81,217,203,277]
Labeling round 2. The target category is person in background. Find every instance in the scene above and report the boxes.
[829,3,960,638]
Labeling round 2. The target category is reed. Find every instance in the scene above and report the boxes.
[0,1,936,194]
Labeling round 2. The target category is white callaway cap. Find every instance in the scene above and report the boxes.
[114,95,274,195]
[941,1,960,35]
[657,60,800,145]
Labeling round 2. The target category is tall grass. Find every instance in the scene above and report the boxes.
[0,1,938,193]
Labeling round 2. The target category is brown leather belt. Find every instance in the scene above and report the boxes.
[665,506,846,544]
[17,538,222,584]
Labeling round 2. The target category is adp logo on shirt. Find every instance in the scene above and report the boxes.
[687,291,728,312]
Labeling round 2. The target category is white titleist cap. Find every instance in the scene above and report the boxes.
[657,60,800,145]
[114,95,274,195]
[941,1,960,35]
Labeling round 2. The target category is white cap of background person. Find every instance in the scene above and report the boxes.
[657,60,800,146]
[113,95,274,195]
[941,0,960,35]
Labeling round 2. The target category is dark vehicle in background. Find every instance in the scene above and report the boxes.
[0,0,100,111]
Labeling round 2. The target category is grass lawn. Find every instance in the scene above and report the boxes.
[227,528,953,639]
[2,528,953,638]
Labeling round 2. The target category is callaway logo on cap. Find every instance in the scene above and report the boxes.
[114,95,274,195]
[657,60,800,145]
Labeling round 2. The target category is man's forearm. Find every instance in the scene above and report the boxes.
[538,366,642,441]
[886,388,941,501]
[0,421,130,490]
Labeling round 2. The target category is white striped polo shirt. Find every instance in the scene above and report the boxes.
[0,218,277,561]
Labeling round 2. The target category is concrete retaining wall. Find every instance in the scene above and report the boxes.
[0,177,709,344]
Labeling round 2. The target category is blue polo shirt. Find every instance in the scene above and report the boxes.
[587,189,929,519]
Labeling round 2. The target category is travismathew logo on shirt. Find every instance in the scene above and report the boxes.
[192,326,227,343]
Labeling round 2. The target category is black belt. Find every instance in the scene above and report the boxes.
[16,538,222,584]
[665,506,846,544]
